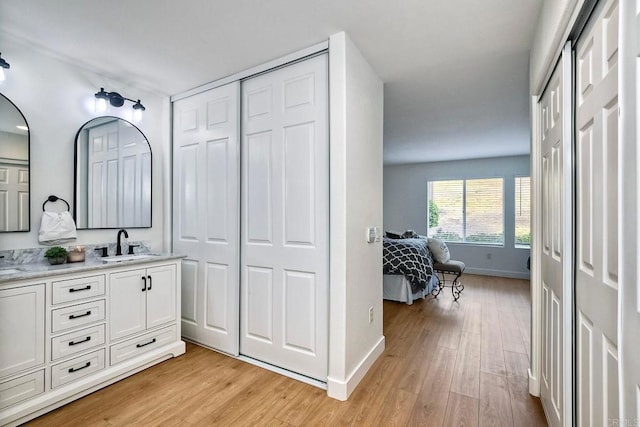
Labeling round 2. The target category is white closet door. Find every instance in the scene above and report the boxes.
[173,82,240,355]
[240,54,328,380]
[538,47,572,427]
[575,0,620,424]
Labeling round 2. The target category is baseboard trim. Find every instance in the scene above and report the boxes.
[528,368,540,396]
[327,335,385,401]
[464,267,530,280]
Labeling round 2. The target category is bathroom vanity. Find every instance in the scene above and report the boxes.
[0,255,185,426]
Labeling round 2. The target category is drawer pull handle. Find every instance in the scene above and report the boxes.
[69,311,91,320]
[147,275,152,291]
[69,285,91,293]
[68,361,91,373]
[69,336,91,346]
[142,276,147,292]
[136,338,157,348]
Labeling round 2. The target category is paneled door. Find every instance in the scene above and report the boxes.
[0,162,29,231]
[173,82,240,355]
[575,0,620,424]
[240,54,328,380]
[538,46,572,427]
[86,119,151,228]
[87,120,119,228]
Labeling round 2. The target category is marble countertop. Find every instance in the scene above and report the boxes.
[0,253,185,285]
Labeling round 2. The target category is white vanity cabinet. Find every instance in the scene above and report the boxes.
[0,285,45,379]
[0,284,46,411]
[109,264,176,341]
[0,256,185,427]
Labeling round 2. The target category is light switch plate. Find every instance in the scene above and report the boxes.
[367,227,376,243]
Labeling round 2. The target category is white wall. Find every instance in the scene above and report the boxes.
[0,34,169,251]
[0,131,28,161]
[384,155,531,279]
[328,32,384,400]
[529,0,585,95]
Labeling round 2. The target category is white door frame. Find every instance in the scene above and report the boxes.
[617,0,638,420]
[530,43,574,427]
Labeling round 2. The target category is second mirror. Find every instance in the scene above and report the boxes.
[74,116,152,229]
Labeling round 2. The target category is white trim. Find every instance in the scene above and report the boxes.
[529,93,542,397]
[170,41,329,102]
[462,267,530,280]
[528,368,540,396]
[326,336,385,401]
[0,158,28,166]
[559,42,574,427]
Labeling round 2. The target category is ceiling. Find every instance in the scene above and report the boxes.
[0,0,541,165]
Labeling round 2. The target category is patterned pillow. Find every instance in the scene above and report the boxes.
[427,237,451,263]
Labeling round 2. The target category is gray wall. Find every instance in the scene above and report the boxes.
[384,155,530,279]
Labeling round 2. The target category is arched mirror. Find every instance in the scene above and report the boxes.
[0,93,30,232]
[74,116,152,229]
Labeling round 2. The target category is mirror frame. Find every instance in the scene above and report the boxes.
[73,116,152,230]
[0,92,31,233]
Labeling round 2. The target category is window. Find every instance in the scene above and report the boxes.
[515,176,531,246]
[427,178,504,245]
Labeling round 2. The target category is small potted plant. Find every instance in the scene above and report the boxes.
[44,246,68,265]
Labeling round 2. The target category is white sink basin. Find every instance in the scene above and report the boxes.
[0,268,22,276]
[101,254,159,263]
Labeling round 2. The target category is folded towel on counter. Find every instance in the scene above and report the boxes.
[39,211,77,245]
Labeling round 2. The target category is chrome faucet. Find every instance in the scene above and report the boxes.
[116,229,129,256]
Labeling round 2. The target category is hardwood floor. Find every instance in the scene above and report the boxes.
[27,274,547,426]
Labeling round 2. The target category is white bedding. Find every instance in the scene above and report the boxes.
[383,274,438,305]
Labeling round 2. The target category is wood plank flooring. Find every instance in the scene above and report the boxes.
[27,274,547,426]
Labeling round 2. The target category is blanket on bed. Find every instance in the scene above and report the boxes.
[383,237,434,293]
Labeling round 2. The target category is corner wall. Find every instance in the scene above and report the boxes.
[384,155,531,279]
[0,33,169,252]
[328,32,384,400]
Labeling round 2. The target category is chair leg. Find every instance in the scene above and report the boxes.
[451,272,464,301]
[431,273,444,298]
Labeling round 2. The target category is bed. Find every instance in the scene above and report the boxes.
[383,236,438,305]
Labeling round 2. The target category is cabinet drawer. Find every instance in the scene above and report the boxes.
[0,370,44,410]
[51,349,105,388]
[51,324,105,361]
[110,325,176,366]
[52,275,105,305]
[51,300,106,333]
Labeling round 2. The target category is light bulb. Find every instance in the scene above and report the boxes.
[133,107,143,122]
[95,97,107,113]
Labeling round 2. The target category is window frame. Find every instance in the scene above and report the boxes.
[427,176,506,247]
[514,175,531,248]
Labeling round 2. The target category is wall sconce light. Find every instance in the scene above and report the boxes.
[0,53,10,82]
[94,87,146,121]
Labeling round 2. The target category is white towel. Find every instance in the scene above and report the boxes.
[39,211,77,245]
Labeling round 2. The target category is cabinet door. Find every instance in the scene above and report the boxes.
[0,284,45,379]
[146,264,176,329]
[109,268,146,340]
